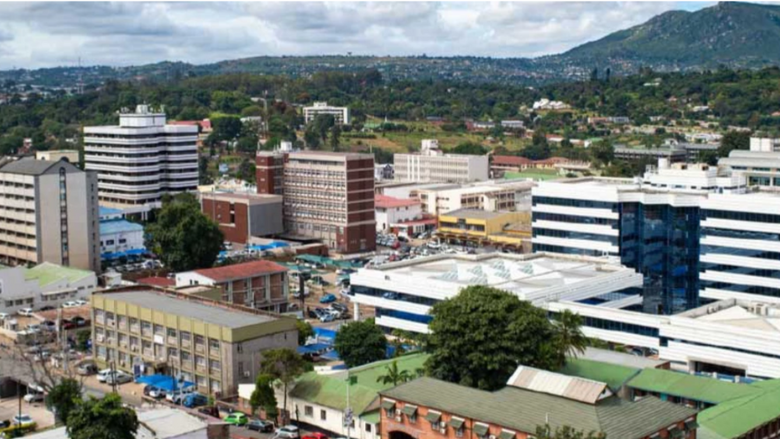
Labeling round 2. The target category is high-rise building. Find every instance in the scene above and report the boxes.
[303,102,350,125]
[283,151,376,253]
[83,105,199,214]
[0,158,100,272]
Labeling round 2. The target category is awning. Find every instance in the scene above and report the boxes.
[135,374,194,392]
[499,430,515,439]
[381,400,396,410]
[449,417,465,430]
[684,420,699,431]
[425,411,441,423]
[473,423,489,437]
[401,405,418,416]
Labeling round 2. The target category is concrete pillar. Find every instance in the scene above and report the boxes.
[353,302,360,321]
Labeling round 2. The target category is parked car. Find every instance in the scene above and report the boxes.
[71,316,87,327]
[12,415,34,427]
[224,412,248,426]
[319,294,336,304]
[62,301,79,308]
[318,312,335,323]
[274,425,300,439]
[23,384,44,403]
[17,308,34,317]
[148,387,167,399]
[75,299,88,306]
[182,393,209,408]
[96,368,113,382]
[0,312,9,320]
[302,433,329,439]
[197,406,220,418]
[247,419,275,432]
[105,371,133,385]
[166,388,195,404]
[330,303,348,313]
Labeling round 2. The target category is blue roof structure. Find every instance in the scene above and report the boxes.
[100,219,144,235]
[135,374,194,391]
[99,206,123,218]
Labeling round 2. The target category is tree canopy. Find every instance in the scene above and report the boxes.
[66,394,138,439]
[260,348,307,424]
[46,378,82,426]
[249,374,278,420]
[334,318,388,368]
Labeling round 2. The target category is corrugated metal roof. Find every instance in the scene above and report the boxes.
[507,366,609,404]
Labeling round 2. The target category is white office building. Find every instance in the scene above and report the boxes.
[84,105,199,214]
[394,141,489,184]
[719,137,780,187]
[350,252,643,334]
[0,262,96,314]
[303,101,350,125]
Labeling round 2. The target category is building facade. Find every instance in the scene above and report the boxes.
[201,192,284,244]
[175,260,290,313]
[91,287,298,397]
[0,262,96,314]
[99,207,145,261]
[719,137,780,187]
[255,152,286,196]
[0,158,100,272]
[394,153,489,184]
[84,105,199,214]
[303,102,350,125]
[375,195,422,232]
[35,150,80,164]
[282,152,376,253]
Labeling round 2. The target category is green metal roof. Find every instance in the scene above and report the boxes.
[558,358,641,391]
[360,410,380,425]
[381,377,696,439]
[24,262,93,287]
[627,369,759,405]
[330,353,429,393]
[289,372,379,414]
[698,379,780,438]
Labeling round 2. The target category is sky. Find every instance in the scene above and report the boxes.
[0,1,715,69]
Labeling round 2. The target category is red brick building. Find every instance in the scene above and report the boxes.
[201,192,283,244]
[379,377,698,439]
[255,152,286,196]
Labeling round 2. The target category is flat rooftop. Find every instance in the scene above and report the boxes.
[681,299,780,332]
[97,290,278,328]
[440,208,507,220]
[580,347,668,369]
[377,253,629,297]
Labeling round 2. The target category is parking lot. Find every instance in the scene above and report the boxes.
[0,395,55,431]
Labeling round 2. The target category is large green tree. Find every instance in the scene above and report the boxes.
[334,318,387,368]
[451,141,488,155]
[425,286,559,391]
[67,394,138,439]
[718,130,751,158]
[46,378,82,426]
[551,309,589,369]
[260,349,306,424]
[146,193,224,271]
[249,374,278,420]
[296,320,314,346]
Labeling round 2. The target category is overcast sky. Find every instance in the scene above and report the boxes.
[0,1,714,69]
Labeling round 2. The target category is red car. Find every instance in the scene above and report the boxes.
[302,433,329,439]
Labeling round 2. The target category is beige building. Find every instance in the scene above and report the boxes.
[91,287,298,397]
[303,102,350,125]
[0,158,99,272]
[413,180,534,216]
[35,150,80,164]
[394,151,489,183]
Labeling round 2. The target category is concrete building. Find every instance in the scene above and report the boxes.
[99,207,145,261]
[0,262,96,314]
[394,141,489,184]
[414,180,534,216]
[175,260,290,313]
[303,102,350,125]
[379,375,696,439]
[0,158,100,272]
[613,145,687,163]
[91,287,298,396]
[375,195,422,232]
[255,151,286,196]
[350,252,643,334]
[749,137,780,153]
[35,150,79,164]
[201,192,283,244]
[282,152,376,253]
[719,137,780,187]
[84,105,199,214]
[436,209,531,251]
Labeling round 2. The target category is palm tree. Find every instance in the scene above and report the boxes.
[376,361,412,387]
[553,310,588,367]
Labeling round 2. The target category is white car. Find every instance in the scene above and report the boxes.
[96,368,114,383]
[62,301,79,308]
[12,414,34,427]
[274,425,300,439]
[105,371,133,385]
[0,312,9,320]
[75,299,88,306]
[18,308,34,317]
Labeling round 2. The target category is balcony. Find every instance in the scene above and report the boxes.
[143,349,154,359]
[181,361,193,370]
[167,336,178,345]
[96,316,105,325]
[209,348,220,358]
[141,329,152,338]
[181,339,191,349]
[209,368,221,377]
[130,324,140,334]
[196,364,206,373]
[194,344,205,353]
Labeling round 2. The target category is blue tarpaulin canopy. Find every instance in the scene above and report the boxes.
[135,374,195,391]
[101,248,147,260]
[296,343,332,355]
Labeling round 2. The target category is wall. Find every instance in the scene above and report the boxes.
[249,202,284,237]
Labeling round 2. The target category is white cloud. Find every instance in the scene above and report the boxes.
[0,1,709,68]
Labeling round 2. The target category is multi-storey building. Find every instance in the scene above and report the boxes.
[175,260,290,313]
[413,180,533,216]
[303,102,350,125]
[375,195,423,232]
[91,287,297,397]
[200,192,284,244]
[99,207,146,261]
[719,137,780,187]
[83,105,199,215]
[282,152,376,253]
[394,151,489,184]
[255,151,286,196]
[0,262,96,314]
[0,158,99,272]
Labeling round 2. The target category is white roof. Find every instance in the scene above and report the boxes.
[507,366,610,404]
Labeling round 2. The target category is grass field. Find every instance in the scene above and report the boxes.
[504,169,561,181]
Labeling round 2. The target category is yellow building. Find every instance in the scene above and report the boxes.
[437,209,531,251]
[91,286,297,397]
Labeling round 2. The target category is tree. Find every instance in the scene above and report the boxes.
[330,125,341,151]
[425,286,559,391]
[261,349,306,424]
[535,424,606,439]
[334,318,387,368]
[524,130,551,160]
[718,130,750,158]
[296,319,314,346]
[47,378,82,426]
[146,193,224,271]
[75,329,91,352]
[552,310,588,369]
[589,140,614,165]
[236,159,256,183]
[211,116,243,142]
[249,374,278,420]
[67,394,138,439]
[451,141,488,155]
[376,360,413,387]
[198,156,213,185]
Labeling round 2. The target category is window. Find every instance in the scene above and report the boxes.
[320,410,327,421]
[365,424,372,433]
[238,362,244,378]
[305,406,313,417]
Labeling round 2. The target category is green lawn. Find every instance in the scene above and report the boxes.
[504,169,561,181]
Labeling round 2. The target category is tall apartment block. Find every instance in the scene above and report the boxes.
[0,158,100,272]
[83,105,199,215]
[303,102,350,125]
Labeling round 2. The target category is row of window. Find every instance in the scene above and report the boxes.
[702,209,780,224]
[532,212,617,226]
[532,228,618,245]
[533,196,617,210]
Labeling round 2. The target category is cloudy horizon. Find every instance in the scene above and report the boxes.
[0,1,713,69]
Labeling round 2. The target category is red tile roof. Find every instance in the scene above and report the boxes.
[194,260,287,282]
[375,194,421,209]
[137,277,175,287]
[492,155,533,166]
